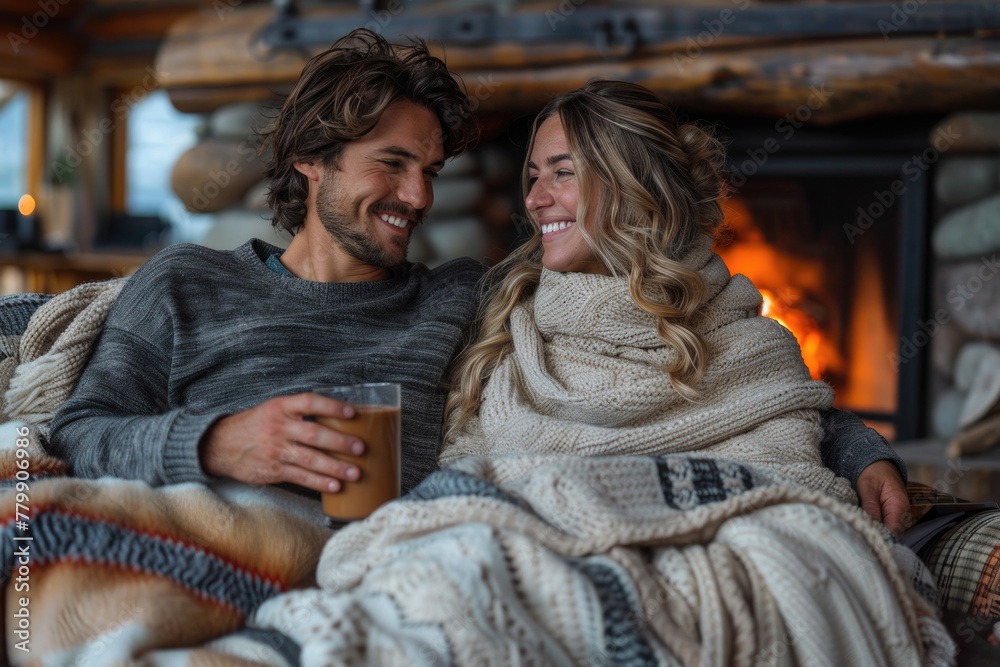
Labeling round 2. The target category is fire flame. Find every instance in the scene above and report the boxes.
[717,196,844,383]
[759,288,833,381]
[717,194,895,425]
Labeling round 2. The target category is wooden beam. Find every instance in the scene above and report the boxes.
[167,83,291,114]
[110,86,128,214]
[0,0,83,22]
[462,36,1000,123]
[88,0,211,8]
[85,53,159,86]
[0,19,83,76]
[26,83,46,201]
[155,5,780,88]
[85,7,204,42]
[157,5,1000,124]
[156,6,313,90]
[192,1,1000,74]
[0,1,207,80]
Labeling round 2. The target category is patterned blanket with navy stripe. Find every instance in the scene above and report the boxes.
[245,454,956,667]
[0,422,328,666]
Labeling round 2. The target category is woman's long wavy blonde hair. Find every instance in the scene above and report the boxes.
[444,80,730,442]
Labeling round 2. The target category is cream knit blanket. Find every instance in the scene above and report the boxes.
[252,455,954,666]
[440,235,855,505]
[0,279,125,434]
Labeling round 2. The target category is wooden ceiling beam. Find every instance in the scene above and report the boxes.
[0,19,83,76]
[463,36,1000,124]
[0,0,83,22]
[0,0,215,78]
[168,83,291,114]
[156,6,315,90]
[86,0,213,10]
[155,4,1000,123]
[85,6,207,42]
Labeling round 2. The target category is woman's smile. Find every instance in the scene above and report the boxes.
[540,220,576,236]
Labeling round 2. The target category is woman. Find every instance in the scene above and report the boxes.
[441,80,897,515]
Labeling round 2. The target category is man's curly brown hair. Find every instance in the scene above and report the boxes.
[262,29,479,235]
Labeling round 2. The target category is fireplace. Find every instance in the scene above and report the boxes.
[713,114,939,441]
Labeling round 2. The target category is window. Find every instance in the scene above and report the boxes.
[125,89,213,243]
[0,82,29,208]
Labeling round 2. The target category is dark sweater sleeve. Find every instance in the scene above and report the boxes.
[819,408,907,489]
[49,258,226,485]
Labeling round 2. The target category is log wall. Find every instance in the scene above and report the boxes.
[155,2,1000,122]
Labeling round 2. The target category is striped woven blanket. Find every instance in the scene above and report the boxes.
[1,421,328,665]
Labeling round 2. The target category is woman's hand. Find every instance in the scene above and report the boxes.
[856,460,910,536]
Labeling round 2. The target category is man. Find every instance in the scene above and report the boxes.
[49,29,909,532]
[49,30,480,523]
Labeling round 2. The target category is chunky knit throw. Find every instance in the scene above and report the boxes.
[0,243,955,665]
[249,455,954,666]
[441,234,855,505]
[0,280,330,665]
[1,280,124,435]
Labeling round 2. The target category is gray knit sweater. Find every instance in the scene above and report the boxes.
[49,239,484,496]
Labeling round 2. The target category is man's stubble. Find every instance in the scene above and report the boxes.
[315,172,412,271]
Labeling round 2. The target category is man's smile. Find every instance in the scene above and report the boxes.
[377,212,413,230]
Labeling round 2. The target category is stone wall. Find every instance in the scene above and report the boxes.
[930,113,1000,447]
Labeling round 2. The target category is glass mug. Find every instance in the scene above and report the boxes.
[312,383,401,522]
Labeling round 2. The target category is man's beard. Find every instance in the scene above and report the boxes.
[315,174,416,271]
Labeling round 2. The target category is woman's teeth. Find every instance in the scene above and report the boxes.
[541,221,574,235]
[379,213,409,228]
